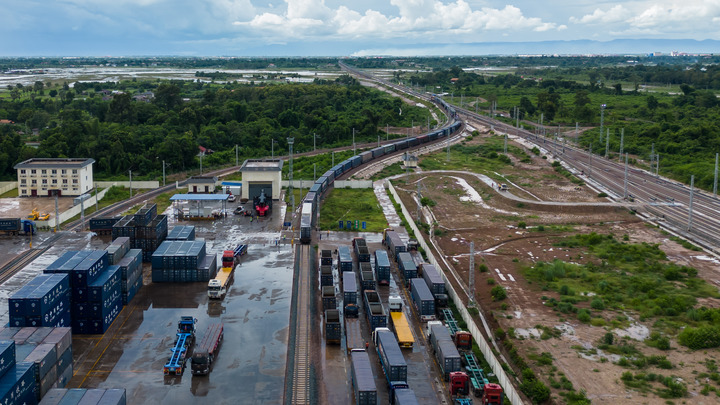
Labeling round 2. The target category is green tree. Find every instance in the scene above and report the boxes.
[154,83,182,110]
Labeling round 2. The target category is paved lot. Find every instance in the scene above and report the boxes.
[0,196,75,221]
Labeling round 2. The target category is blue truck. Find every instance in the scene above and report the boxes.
[163,316,196,375]
[0,218,36,236]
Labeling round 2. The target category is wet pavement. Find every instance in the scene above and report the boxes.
[0,196,75,222]
[1,201,293,404]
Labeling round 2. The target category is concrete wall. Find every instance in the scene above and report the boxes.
[334,180,373,189]
[387,181,524,405]
[0,182,16,195]
[95,181,159,189]
[35,187,112,230]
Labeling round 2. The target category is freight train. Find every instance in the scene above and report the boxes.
[300,104,462,244]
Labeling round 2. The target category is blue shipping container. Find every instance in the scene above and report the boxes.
[88,266,120,304]
[0,341,16,378]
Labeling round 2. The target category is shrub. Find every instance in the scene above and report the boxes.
[591,298,605,310]
[518,221,527,229]
[578,309,591,323]
[678,325,720,350]
[495,328,506,340]
[491,285,507,301]
[597,192,608,198]
[520,379,551,404]
[478,263,488,273]
[487,278,496,285]
[603,332,614,345]
[621,371,634,381]
[537,225,545,231]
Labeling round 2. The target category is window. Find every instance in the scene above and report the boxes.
[51,169,57,174]
[72,179,78,184]
[62,179,68,184]
[41,169,47,174]
[20,179,26,184]
[20,169,25,174]
[52,179,57,184]
[31,170,36,174]
[21,189,26,194]
[42,179,47,184]
[61,169,66,174]
[72,169,78,174]
[31,179,37,184]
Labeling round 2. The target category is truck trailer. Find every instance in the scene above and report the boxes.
[389,312,414,349]
[374,328,409,397]
[343,271,358,308]
[345,317,365,353]
[429,323,462,381]
[360,269,376,292]
[384,230,406,260]
[320,265,333,287]
[0,218,36,236]
[322,286,336,311]
[374,250,391,286]
[410,278,436,322]
[420,263,448,309]
[325,309,341,344]
[337,246,353,272]
[351,350,378,405]
[191,323,224,375]
[396,253,418,286]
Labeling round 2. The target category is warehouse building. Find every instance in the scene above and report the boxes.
[187,176,218,194]
[14,158,94,197]
[240,159,282,202]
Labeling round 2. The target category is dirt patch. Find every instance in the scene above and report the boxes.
[391,143,720,403]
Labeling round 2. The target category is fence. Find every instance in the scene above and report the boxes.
[0,182,16,195]
[95,181,159,189]
[387,181,524,405]
[35,187,112,229]
[280,180,373,189]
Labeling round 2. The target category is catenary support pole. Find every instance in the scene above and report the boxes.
[688,174,695,231]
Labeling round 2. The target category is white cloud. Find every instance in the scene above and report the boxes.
[570,5,627,24]
[236,0,562,41]
[627,1,720,28]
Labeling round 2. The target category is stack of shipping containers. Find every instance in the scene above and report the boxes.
[0,326,73,402]
[39,388,126,405]
[116,249,143,305]
[105,237,130,265]
[112,204,168,262]
[165,225,196,241]
[150,240,217,283]
[8,274,70,328]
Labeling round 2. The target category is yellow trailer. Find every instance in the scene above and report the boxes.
[208,267,233,299]
[390,312,414,349]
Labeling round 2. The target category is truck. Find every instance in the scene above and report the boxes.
[363,290,387,331]
[441,309,473,351]
[450,372,503,404]
[396,252,418,286]
[337,246,353,272]
[374,328,409,398]
[345,317,365,353]
[253,189,272,217]
[325,309,341,344]
[388,295,402,312]
[0,218,36,236]
[208,250,237,299]
[429,323,462,381]
[351,350,378,405]
[410,278,436,322]
[164,316,197,375]
[322,285,336,310]
[389,312,414,349]
[374,250,391,286]
[343,272,358,311]
[191,323,224,375]
[420,263,448,309]
[384,229,406,260]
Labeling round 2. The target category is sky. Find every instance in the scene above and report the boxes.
[2,0,720,56]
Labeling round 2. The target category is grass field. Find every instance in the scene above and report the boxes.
[318,188,387,232]
[62,186,143,225]
[124,191,174,216]
[0,188,19,198]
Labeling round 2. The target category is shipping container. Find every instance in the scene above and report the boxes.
[0,362,37,405]
[410,278,436,322]
[363,290,387,331]
[324,309,341,344]
[393,388,419,405]
[24,343,57,379]
[45,252,79,273]
[88,266,120,304]
[420,263,448,308]
[320,250,332,266]
[374,329,408,391]
[166,225,196,241]
[360,271,376,292]
[0,341,15,377]
[373,250,391,286]
[342,272,357,306]
[42,328,72,356]
[351,350,377,405]
[384,231,406,259]
[337,246,352,272]
[73,250,108,288]
[133,204,157,227]
[396,253,417,285]
[105,237,130,265]
[429,323,462,380]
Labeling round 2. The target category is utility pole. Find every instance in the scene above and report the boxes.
[575,122,578,144]
[235,144,238,167]
[271,139,276,159]
[656,153,660,178]
[468,241,475,307]
[352,128,356,156]
[287,138,295,216]
[650,143,655,173]
[162,160,167,187]
[313,133,318,152]
[714,153,718,198]
[129,170,133,198]
[416,181,422,224]
[386,124,389,141]
[377,135,380,147]
[688,174,695,231]
[605,128,610,158]
[200,153,203,175]
[313,163,316,181]
[504,134,507,154]
[54,193,59,232]
[588,144,593,178]
[80,197,85,231]
[623,153,629,198]
[94,184,98,212]
[446,137,450,162]
[540,113,544,138]
[619,129,624,161]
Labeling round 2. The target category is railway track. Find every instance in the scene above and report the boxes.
[0,232,63,284]
[290,245,312,404]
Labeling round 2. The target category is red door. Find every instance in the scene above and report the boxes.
[31,189,37,197]
[193,186,197,193]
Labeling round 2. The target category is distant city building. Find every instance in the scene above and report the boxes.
[14,158,95,197]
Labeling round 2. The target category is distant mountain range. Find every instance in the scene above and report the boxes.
[347,39,720,57]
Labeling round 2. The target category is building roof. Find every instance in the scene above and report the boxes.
[14,158,95,170]
[187,176,218,184]
[220,181,242,186]
[240,159,283,172]
[169,194,229,201]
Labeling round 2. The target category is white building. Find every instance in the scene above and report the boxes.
[14,158,95,197]
[240,159,283,202]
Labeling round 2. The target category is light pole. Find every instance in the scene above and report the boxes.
[287,138,295,215]
[313,132,320,152]
[599,103,606,144]
[199,153,204,175]
[352,128,356,156]
[271,139,277,159]
[162,160,171,187]
[129,170,133,198]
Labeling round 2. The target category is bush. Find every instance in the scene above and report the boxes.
[678,325,720,349]
[478,263,488,272]
[520,379,551,404]
[491,285,507,301]
[621,371,634,381]
[597,192,608,198]
[518,221,527,229]
[578,309,591,323]
[603,332,614,345]
[487,278,496,285]
[591,298,605,310]
[537,225,545,231]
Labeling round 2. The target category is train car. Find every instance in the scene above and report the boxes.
[383,144,396,154]
[309,183,321,195]
[360,151,373,164]
[333,164,344,178]
[428,131,439,141]
[304,191,318,214]
[371,146,385,158]
[343,159,353,173]
[351,155,362,168]
[300,202,313,245]
[323,170,335,184]
[408,137,420,147]
[416,134,429,144]
[394,139,409,151]
[316,176,328,194]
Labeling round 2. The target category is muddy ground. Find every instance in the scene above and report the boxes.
[390,132,720,404]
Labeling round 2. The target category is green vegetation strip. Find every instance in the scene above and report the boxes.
[318,188,387,232]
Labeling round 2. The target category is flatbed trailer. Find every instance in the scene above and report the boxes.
[389,312,414,349]
[345,317,365,353]
[164,332,192,375]
[191,323,224,375]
